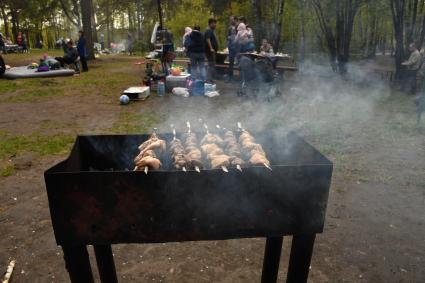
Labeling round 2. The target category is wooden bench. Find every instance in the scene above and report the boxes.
[174,59,298,74]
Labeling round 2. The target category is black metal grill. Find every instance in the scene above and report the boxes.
[44,132,333,283]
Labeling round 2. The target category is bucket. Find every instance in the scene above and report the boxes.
[192,80,205,96]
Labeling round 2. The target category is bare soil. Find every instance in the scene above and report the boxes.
[0,54,424,283]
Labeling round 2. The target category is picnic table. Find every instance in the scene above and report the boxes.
[174,53,298,74]
[5,44,19,53]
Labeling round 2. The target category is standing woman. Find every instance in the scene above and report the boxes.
[187,25,206,81]
[77,30,89,72]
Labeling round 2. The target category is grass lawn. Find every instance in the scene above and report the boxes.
[0,50,424,283]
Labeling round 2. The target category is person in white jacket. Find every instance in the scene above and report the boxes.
[234,23,255,53]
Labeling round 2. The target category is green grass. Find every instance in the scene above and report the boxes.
[108,110,163,134]
[0,53,140,102]
[1,165,14,177]
[0,132,74,159]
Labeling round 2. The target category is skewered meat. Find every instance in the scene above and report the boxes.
[223,131,245,168]
[138,133,159,151]
[170,138,187,170]
[238,131,270,167]
[134,133,165,172]
[183,132,204,170]
[201,134,224,146]
[134,150,156,163]
[141,139,166,155]
[135,156,162,170]
[210,155,231,169]
[201,130,231,170]
[249,153,271,167]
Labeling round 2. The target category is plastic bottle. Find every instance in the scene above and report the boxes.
[157,81,165,97]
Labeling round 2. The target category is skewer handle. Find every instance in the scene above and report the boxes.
[236,165,243,172]
[144,167,149,175]
[264,163,273,171]
[195,166,201,173]
[222,166,229,173]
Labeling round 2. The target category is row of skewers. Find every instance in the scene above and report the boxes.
[133,122,271,174]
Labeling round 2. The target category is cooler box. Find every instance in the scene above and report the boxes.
[166,73,190,92]
[123,86,151,100]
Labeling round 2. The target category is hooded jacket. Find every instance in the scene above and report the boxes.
[187,30,205,54]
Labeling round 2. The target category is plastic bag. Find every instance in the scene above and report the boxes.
[205,91,220,98]
[172,87,190,98]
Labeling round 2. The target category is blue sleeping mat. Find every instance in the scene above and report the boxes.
[3,66,75,80]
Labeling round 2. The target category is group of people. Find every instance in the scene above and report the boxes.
[0,32,28,54]
[55,30,89,72]
[182,16,276,83]
[183,18,220,82]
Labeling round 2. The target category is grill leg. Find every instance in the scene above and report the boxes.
[286,234,316,283]
[261,236,284,283]
[62,245,94,283]
[94,245,118,283]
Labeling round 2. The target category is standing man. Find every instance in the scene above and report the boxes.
[187,25,206,81]
[0,54,5,77]
[127,32,134,56]
[205,18,218,83]
[0,33,5,54]
[77,30,89,72]
[402,43,422,94]
[227,16,239,82]
[100,33,105,50]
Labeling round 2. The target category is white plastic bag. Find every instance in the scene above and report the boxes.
[172,87,190,98]
[205,91,220,98]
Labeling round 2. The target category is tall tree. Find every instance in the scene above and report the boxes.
[81,0,95,59]
[272,0,285,51]
[312,0,363,73]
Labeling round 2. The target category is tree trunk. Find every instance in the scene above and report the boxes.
[91,0,98,43]
[106,0,111,47]
[390,0,406,79]
[272,0,285,52]
[137,0,142,40]
[299,0,306,64]
[81,0,95,59]
[0,5,10,38]
[252,0,263,50]
[10,8,19,39]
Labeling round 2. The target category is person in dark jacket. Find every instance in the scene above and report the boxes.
[55,40,79,68]
[77,30,88,72]
[0,54,5,77]
[187,25,206,81]
[205,18,218,82]
[0,33,5,54]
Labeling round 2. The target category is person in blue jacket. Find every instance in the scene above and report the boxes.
[77,30,89,72]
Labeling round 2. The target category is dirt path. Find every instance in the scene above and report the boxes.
[0,55,424,282]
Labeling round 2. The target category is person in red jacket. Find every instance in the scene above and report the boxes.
[16,32,23,48]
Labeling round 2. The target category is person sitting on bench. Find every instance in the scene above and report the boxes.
[55,40,79,69]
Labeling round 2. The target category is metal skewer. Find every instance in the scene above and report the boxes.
[237,122,272,171]
[186,121,201,173]
[205,122,228,173]
[144,166,149,174]
[171,124,187,172]
[218,124,242,172]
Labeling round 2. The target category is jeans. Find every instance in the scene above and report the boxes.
[80,57,88,72]
[404,70,418,94]
[189,52,206,81]
[206,51,216,82]
[228,47,237,78]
